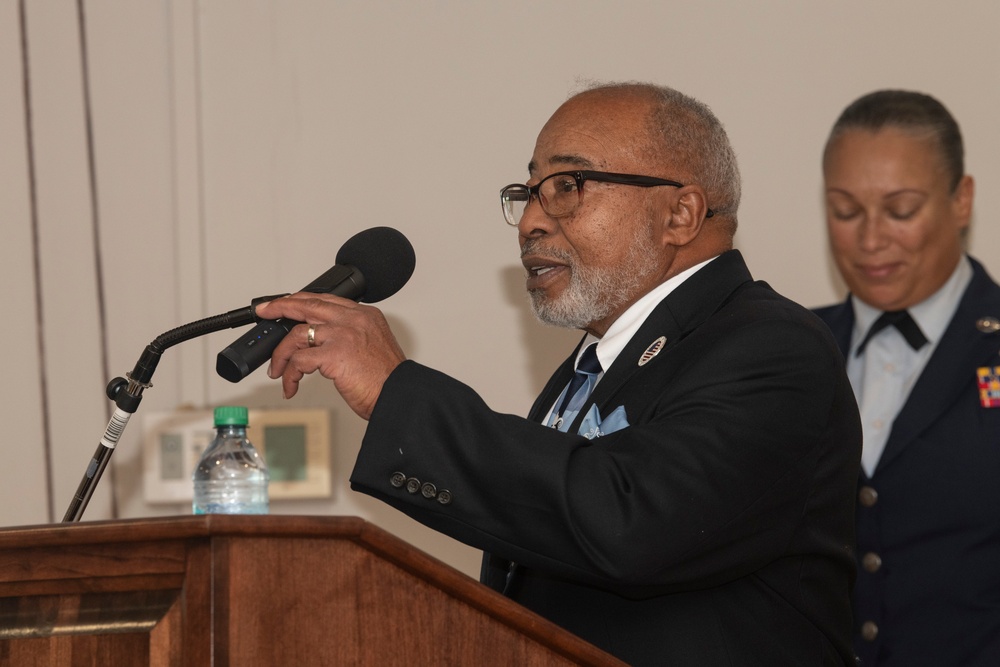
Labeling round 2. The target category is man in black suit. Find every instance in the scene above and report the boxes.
[259,82,861,666]
[814,90,1000,667]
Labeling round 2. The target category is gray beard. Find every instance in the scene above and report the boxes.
[525,231,661,330]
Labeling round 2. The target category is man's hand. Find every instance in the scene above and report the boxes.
[256,292,406,420]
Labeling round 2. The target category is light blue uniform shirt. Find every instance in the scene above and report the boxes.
[847,256,973,477]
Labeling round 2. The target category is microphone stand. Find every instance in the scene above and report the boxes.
[61,296,285,522]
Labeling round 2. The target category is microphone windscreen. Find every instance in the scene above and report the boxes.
[336,226,416,302]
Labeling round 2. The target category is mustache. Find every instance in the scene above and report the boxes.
[520,239,573,264]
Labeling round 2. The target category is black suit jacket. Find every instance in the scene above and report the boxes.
[814,256,1000,667]
[352,250,861,666]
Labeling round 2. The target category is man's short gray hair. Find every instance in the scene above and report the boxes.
[583,82,742,230]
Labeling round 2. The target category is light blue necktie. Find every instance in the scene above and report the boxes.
[548,343,603,432]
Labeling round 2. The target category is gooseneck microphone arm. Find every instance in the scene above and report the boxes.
[61,297,282,522]
[62,226,415,522]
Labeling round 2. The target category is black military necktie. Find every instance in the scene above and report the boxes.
[855,310,929,357]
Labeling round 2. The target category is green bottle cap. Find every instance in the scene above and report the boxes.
[214,406,248,426]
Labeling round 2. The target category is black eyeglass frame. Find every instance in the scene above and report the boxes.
[500,169,714,226]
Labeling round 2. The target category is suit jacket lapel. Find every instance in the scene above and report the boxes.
[878,259,1000,472]
[566,250,755,434]
[527,344,582,424]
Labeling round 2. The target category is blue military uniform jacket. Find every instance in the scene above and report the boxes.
[814,255,1000,667]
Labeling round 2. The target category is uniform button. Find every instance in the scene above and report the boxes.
[858,486,878,507]
[390,472,406,488]
[862,552,882,573]
[977,316,1000,333]
[420,482,437,499]
[861,621,878,642]
[405,477,421,494]
[436,489,453,505]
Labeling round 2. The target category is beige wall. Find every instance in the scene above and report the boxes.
[3,0,999,578]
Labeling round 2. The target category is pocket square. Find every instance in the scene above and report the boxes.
[578,404,630,440]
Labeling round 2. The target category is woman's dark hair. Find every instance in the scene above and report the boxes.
[825,90,964,191]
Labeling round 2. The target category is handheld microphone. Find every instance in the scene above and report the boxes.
[215,226,415,382]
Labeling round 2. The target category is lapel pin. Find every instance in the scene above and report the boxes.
[976,366,1000,408]
[638,336,667,366]
[976,316,1000,333]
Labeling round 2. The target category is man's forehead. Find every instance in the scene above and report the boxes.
[526,96,652,176]
[527,154,596,176]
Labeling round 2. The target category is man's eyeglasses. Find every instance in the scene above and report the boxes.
[500,170,714,226]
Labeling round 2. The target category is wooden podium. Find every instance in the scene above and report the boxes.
[0,515,624,666]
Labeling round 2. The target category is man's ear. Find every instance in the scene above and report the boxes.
[660,185,711,247]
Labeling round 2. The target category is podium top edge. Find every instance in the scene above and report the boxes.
[0,514,369,548]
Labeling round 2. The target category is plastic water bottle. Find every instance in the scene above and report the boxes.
[192,406,269,514]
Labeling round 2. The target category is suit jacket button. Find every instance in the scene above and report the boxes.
[862,552,882,573]
[858,486,878,507]
[405,477,421,494]
[390,472,406,488]
[436,489,453,505]
[420,482,437,499]
[860,621,878,642]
